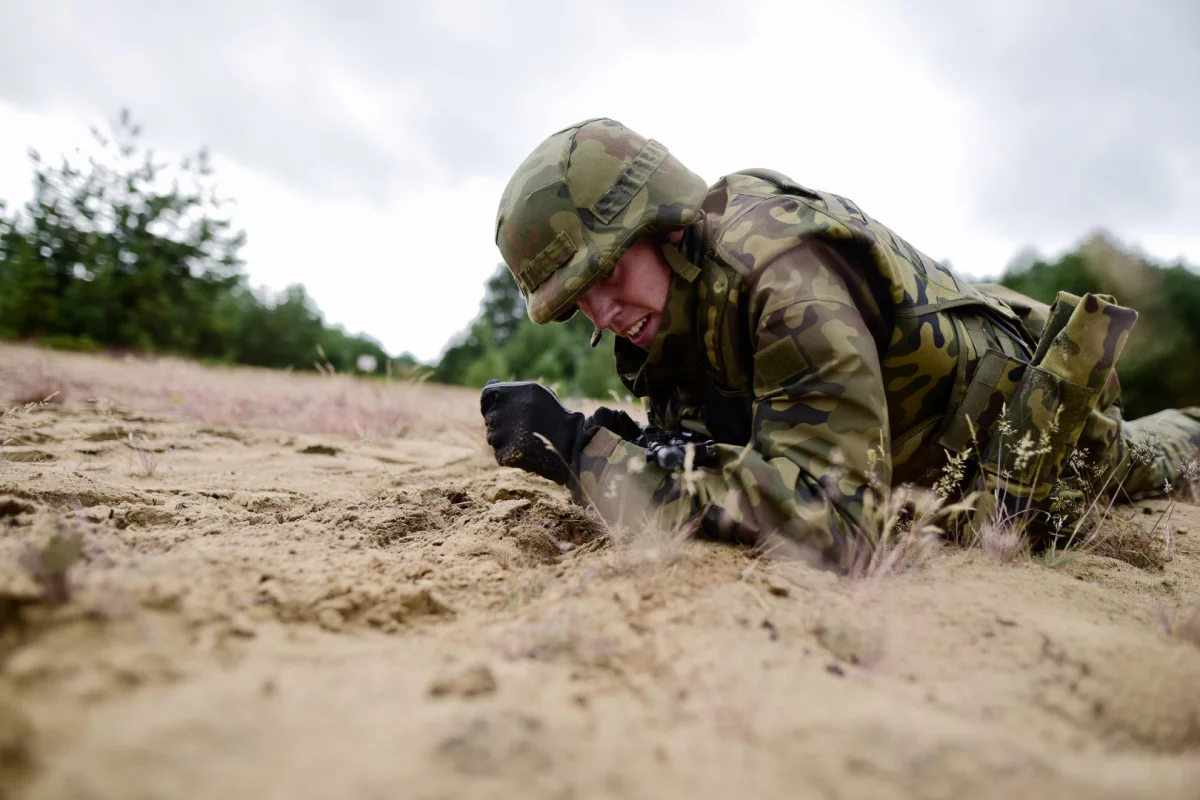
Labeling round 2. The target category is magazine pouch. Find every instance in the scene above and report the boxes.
[978,291,1137,502]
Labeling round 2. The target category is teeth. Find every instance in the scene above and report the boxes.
[626,317,646,338]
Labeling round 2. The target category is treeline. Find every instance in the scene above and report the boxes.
[0,110,417,376]
[3,111,1197,417]
[431,233,1200,416]
[433,264,625,400]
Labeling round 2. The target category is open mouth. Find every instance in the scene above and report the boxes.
[623,314,658,349]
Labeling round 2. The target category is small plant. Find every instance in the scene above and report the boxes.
[958,490,1031,565]
[1036,436,1174,568]
[9,359,67,407]
[18,517,83,606]
[2,391,60,420]
[1178,458,1200,502]
[1,392,61,467]
[124,432,172,477]
[1088,477,1179,571]
[1092,517,1170,570]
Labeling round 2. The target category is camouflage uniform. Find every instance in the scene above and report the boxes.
[495,118,1200,567]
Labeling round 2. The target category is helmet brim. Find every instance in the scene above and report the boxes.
[526,226,647,325]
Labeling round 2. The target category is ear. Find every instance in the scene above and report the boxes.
[667,230,684,244]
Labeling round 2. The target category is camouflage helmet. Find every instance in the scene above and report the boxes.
[494,118,709,324]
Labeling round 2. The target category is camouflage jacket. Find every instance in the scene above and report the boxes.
[573,170,1038,566]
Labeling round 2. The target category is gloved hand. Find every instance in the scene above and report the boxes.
[584,406,644,442]
[480,380,597,487]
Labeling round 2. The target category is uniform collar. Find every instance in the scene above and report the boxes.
[658,217,707,283]
[614,256,704,396]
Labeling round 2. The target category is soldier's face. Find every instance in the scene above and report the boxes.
[577,237,672,349]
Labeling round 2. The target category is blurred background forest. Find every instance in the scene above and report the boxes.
[2,112,1198,419]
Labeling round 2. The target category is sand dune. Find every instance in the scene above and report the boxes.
[2,343,1198,800]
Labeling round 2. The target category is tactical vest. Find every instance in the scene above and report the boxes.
[690,169,1034,399]
[625,170,1081,482]
[663,170,1136,513]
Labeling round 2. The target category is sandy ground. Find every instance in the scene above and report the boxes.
[2,343,1200,800]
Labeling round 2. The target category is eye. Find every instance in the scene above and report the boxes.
[601,263,619,284]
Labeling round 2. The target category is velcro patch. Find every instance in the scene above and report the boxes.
[590,140,668,224]
[516,231,577,293]
[754,336,809,390]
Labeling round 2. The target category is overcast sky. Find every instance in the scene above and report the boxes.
[1,0,1197,362]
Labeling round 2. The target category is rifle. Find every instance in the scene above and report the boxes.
[636,426,720,471]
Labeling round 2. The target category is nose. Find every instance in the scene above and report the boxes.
[578,289,620,332]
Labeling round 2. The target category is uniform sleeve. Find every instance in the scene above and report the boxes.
[572,240,892,569]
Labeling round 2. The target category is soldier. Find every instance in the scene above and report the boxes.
[481,118,1200,568]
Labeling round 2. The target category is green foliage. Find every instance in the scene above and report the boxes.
[999,252,1097,303]
[998,236,1200,419]
[0,109,404,377]
[435,264,626,399]
[0,108,243,356]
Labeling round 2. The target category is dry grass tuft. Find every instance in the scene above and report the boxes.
[122,432,173,478]
[606,516,696,574]
[0,342,481,444]
[1092,514,1171,570]
[2,392,60,422]
[7,358,68,407]
[844,485,972,581]
[846,524,940,581]
[1178,458,1200,503]
[975,527,1024,563]
[977,516,1031,564]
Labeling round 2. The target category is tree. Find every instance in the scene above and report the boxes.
[0,108,408,378]
[434,264,625,399]
[0,108,246,355]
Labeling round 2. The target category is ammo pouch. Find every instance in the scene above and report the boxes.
[939,291,1138,504]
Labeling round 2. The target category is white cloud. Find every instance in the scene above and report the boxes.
[1,0,1197,365]
[524,1,1020,276]
[216,158,505,361]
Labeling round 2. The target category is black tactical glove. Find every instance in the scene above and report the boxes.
[480,380,598,487]
[584,406,644,442]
